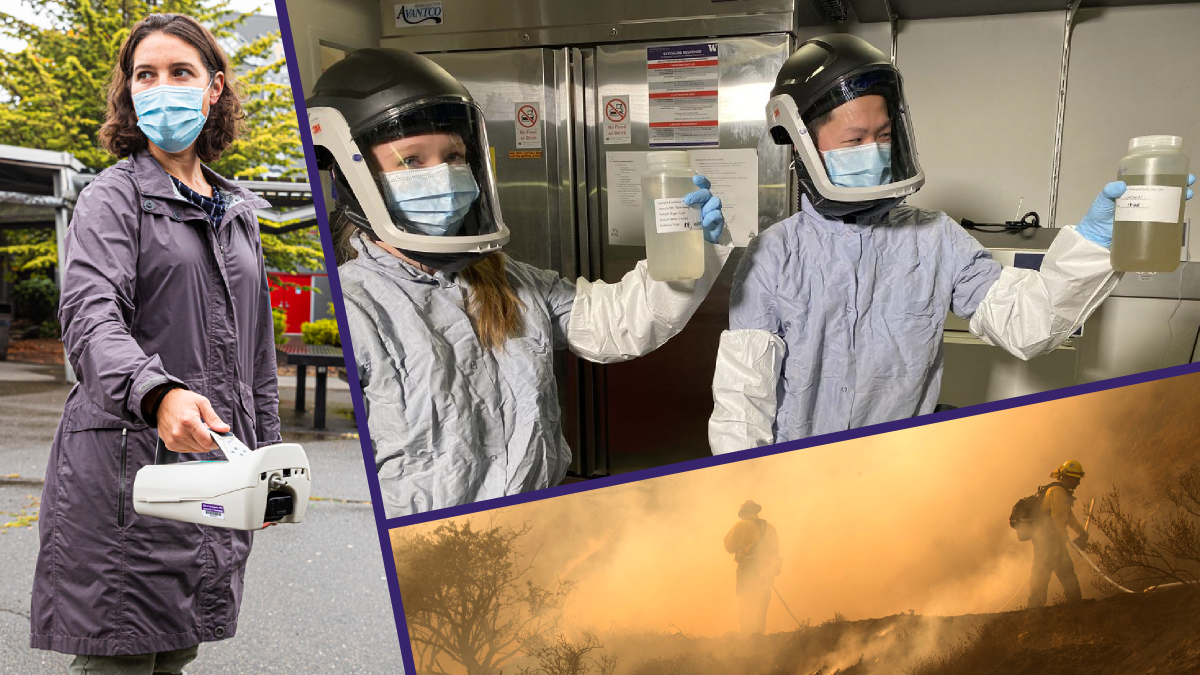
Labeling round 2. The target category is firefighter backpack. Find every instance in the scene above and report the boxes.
[1009,482,1064,541]
[754,519,783,576]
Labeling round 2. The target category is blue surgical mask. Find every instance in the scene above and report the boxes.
[133,78,214,154]
[381,163,480,236]
[821,142,892,188]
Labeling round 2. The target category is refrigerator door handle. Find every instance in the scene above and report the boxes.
[569,46,608,478]
[571,46,598,281]
[557,46,586,479]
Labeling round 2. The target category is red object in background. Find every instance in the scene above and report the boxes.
[269,274,312,333]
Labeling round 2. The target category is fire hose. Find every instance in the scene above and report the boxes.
[1066,539,1135,594]
[1069,497,1135,594]
[773,586,805,628]
[1000,498,1131,611]
[997,575,1030,612]
[1066,540,1198,593]
[997,539,1135,613]
[1000,497,1199,609]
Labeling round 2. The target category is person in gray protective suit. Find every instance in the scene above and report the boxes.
[306,48,731,517]
[708,34,1195,452]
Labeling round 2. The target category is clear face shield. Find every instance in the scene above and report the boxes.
[308,99,509,255]
[768,67,924,206]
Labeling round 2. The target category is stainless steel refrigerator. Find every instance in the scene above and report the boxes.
[379,1,809,476]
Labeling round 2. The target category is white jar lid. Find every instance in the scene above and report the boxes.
[647,150,691,165]
[1129,135,1183,151]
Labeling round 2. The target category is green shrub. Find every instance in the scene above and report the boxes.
[301,319,340,347]
[272,307,287,345]
[38,318,61,339]
[13,277,58,324]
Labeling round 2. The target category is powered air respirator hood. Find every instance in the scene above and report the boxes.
[133,429,310,531]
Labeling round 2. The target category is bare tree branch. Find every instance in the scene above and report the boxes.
[519,633,619,675]
[1088,471,1200,597]
[394,519,574,674]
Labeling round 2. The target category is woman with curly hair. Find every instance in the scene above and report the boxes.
[29,13,281,674]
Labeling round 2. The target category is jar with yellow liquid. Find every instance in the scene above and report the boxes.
[642,151,704,281]
[1112,135,1190,274]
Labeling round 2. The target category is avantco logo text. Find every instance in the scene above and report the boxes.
[397,1,443,25]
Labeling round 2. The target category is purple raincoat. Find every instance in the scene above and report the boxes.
[30,151,281,656]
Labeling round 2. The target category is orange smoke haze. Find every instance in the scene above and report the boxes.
[393,371,1200,638]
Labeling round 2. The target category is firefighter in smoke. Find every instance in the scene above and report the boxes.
[1029,460,1090,608]
[724,500,782,634]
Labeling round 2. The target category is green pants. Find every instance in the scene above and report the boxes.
[68,645,198,675]
[1029,533,1082,608]
[736,560,774,635]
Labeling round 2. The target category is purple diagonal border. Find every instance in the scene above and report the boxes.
[383,360,1200,531]
[270,4,420,674]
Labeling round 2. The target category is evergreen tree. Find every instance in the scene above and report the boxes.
[0,0,321,275]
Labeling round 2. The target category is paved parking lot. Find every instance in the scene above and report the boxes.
[0,362,407,674]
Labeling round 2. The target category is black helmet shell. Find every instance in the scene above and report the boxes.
[769,34,892,146]
[306,48,474,137]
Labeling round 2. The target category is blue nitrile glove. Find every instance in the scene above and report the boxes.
[1075,181,1126,249]
[1076,175,1196,249]
[683,174,725,244]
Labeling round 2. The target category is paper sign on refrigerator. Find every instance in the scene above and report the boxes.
[514,102,542,149]
[646,43,720,148]
[603,95,632,145]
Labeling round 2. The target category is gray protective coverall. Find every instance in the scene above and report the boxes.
[342,230,730,517]
[341,234,578,516]
[29,151,281,656]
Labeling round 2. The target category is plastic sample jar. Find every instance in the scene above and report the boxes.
[1112,135,1190,273]
[641,151,704,281]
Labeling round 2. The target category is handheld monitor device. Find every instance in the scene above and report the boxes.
[133,429,310,531]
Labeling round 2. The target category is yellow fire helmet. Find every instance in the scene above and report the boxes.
[738,500,763,517]
[1051,460,1086,479]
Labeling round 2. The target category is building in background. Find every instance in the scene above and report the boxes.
[223,12,332,335]
[0,9,329,343]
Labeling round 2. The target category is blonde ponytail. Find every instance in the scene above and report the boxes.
[460,253,525,350]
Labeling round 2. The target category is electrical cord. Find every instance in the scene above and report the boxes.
[1161,234,1189,368]
[960,211,1042,233]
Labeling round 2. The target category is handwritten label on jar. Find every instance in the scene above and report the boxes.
[654,198,701,234]
[1115,185,1184,224]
